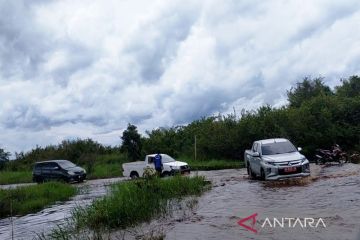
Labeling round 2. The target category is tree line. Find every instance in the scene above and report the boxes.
[1,75,359,170]
[141,75,360,160]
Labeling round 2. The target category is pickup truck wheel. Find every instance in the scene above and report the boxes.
[260,168,266,181]
[162,171,170,178]
[130,171,139,179]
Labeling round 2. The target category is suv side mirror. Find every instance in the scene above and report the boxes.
[253,152,260,157]
[297,147,302,152]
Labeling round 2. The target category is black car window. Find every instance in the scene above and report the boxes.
[43,163,53,170]
[34,163,43,170]
[57,160,76,169]
[49,162,59,169]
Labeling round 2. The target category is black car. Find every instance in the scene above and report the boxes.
[33,160,86,183]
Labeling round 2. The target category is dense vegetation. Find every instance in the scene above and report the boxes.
[40,176,208,239]
[0,182,76,218]
[1,75,359,180]
[142,76,360,160]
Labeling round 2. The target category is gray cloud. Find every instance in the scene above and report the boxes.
[1,0,360,153]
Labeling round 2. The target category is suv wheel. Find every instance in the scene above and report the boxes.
[162,171,171,178]
[260,168,266,181]
[247,163,256,179]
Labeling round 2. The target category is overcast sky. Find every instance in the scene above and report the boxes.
[1,0,360,153]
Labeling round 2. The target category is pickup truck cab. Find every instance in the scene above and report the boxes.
[122,154,190,179]
[244,138,310,180]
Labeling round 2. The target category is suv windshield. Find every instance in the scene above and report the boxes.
[57,160,77,169]
[261,142,297,155]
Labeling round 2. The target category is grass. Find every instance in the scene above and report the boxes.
[87,163,122,179]
[185,158,244,170]
[42,176,209,239]
[0,171,32,185]
[0,182,76,218]
[85,153,126,180]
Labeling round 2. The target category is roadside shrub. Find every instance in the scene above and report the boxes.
[72,176,209,231]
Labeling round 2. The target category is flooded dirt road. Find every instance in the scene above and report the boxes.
[1,164,360,240]
[0,177,126,240]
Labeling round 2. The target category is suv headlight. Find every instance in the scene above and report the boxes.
[67,171,75,175]
[300,158,307,163]
[265,161,276,166]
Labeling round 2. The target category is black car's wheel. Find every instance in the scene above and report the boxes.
[35,177,43,184]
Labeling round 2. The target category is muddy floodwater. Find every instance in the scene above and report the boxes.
[164,164,360,240]
[1,164,360,240]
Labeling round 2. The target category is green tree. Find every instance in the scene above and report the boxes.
[0,148,10,161]
[121,124,142,161]
[0,148,11,170]
[287,77,333,108]
[335,75,360,98]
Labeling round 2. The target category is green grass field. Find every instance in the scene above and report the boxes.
[0,182,76,218]
[88,163,122,179]
[184,158,244,170]
[0,171,32,185]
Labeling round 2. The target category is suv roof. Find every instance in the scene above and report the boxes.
[34,160,70,164]
[258,138,289,144]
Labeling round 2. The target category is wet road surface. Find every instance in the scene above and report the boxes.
[1,164,360,240]
[164,164,360,240]
[0,177,126,240]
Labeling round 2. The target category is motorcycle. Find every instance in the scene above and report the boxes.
[349,152,360,163]
[315,144,348,165]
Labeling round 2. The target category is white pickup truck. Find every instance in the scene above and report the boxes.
[244,138,310,180]
[122,154,190,179]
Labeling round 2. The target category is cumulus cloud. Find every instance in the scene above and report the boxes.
[1,0,360,152]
